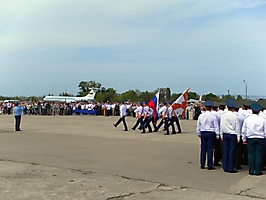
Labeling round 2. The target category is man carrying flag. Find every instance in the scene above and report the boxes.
[170,88,190,133]
[147,91,160,131]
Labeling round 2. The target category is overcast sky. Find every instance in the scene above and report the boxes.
[1,0,266,97]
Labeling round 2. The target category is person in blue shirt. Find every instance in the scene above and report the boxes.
[13,102,24,131]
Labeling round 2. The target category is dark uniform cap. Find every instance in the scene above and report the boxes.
[241,99,251,107]
[225,99,236,108]
[163,101,167,105]
[250,103,262,111]
[257,100,266,109]
[14,102,19,106]
[213,101,220,107]
[121,100,125,103]
[234,100,242,109]
[204,100,214,107]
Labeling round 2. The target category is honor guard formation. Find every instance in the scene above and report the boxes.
[197,99,266,175]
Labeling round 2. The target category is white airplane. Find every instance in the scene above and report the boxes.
[43,88,98,103]
[187,94,203,103]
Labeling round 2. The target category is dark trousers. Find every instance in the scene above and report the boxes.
[114,116,128,131]
[214,139,222,165]
[243,144,249,165]
[172,116,181,133]
[143,117,152,132]
[222,133,237,172]
[235,137,243,168]
[8,108,11,115]
[156,117,169,134]
[200,131,215,168]
[132,117,144,131]
[247,138,265,175]
[15,115,21,131]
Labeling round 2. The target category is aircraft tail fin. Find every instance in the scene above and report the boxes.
[84,88,98,99]
[199,94,202,102]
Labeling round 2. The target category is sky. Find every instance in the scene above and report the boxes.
[1,0,266,97]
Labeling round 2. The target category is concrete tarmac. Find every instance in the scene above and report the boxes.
[0,115,265,200]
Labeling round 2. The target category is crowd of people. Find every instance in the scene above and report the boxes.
[0,100,202,119]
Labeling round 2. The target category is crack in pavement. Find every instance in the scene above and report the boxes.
[1,158,265,199]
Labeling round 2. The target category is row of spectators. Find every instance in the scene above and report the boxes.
[0,101,201,119]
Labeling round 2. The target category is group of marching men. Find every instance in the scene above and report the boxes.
[113,101,182,135]
[197,99,266,175]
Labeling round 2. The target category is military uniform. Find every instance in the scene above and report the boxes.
[242,103,266,176]
[196,101,219,170]
[220,99,239,173]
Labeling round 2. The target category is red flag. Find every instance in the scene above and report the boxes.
[171,88,190,116]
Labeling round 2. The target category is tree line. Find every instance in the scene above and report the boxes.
[0,80,244,103]
[75,80,244,103]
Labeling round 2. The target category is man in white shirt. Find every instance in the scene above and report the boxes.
[242,103,266,176]
[211,103,222,167]
[113,100,128,131]
[143,102,153,133]
[131,102,145,133]
[239,101,251,165]
[234,102,246,170]
[220,99,239,173]
[196,100,219,170]
[170,107,182,134]
[155,102,170,135]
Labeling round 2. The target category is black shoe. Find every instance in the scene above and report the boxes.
[177,131,182,133]
[229,170,238,173]
[153,130,157,132]
[255,172,263,176]
[164,133,169,135]
[200,166,206,169]
[131,127,135,131]
[171,132,176,134]
[213,163,221,166]
[207,167,216,170]
[113,124,117,128]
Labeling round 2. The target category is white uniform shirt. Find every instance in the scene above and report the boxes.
[147,106,154,117]
[239,109,251,118]
[120,104,127,117]
[134,106,144,117]
[220,111,240,140]
[259,111,266,120]
[211,110,220,126]
[196,111,219,138]
[235,112,245,135]
[167,106,172,118]
[173,109,180,118]
[158,106,167,117]
[242,114,266,142]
